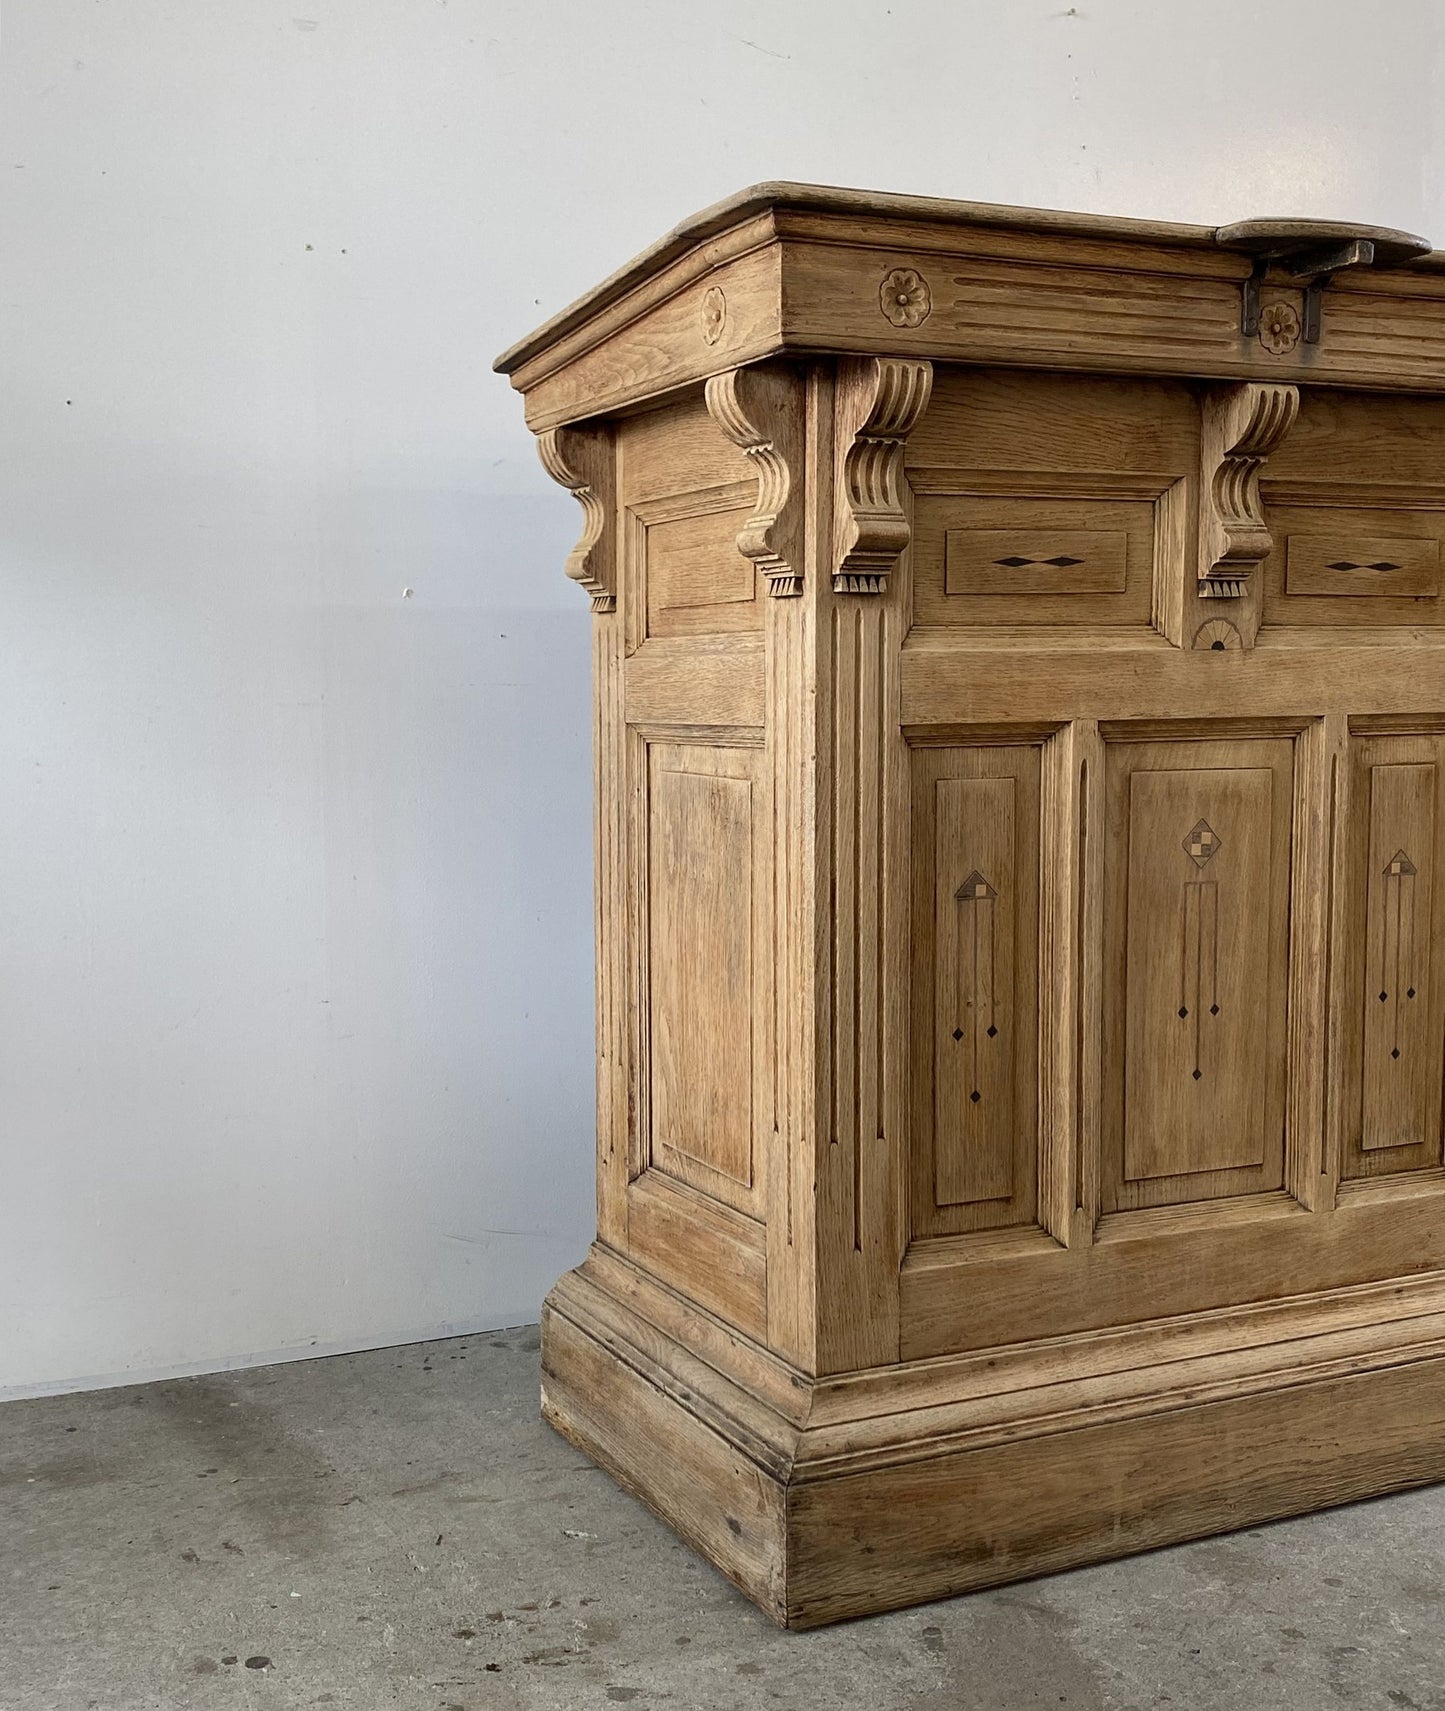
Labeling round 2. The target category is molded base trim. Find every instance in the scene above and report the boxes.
[541,1254,1445,1627]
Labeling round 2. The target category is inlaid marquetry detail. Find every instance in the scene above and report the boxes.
[1343,739,1445,1173]
[1104,737,1293,1212]
[1198,382,1299,602]
[508,190,1445,1629]
[1182,818,1222,869]
[911,744,1040,1237]
[833,357,933,594]
[704,363,805,597]
[1377,848,1420,1063]
[944,524,1129,597]
[1177,861,1221,1085]
[1284,533,1441,600]
[949,870,1002,1106]
[536,422,617,612]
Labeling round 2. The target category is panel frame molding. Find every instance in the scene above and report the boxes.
[624,478,761,651]
[624,723,769,1230]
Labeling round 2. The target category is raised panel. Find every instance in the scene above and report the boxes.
[1285,533,1440,599]
[1103,736,1293,1213]
[906,368,1197,633]
[1341,733,1445,1179]
[645,742,763,1212]
[910,744,1040,1237]
[1261,390,1445,632]
[914,479,1160,628]
[1264,501,1445,627]
[617,391,760,648]
[636,482,760,639]
[649,507,756,609]
[1124,769,1272,1179]
[942,504,1132,598]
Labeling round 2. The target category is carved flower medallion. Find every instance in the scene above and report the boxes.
[880,267,932,329]
[701,285,727,346]
[1258,300,1300,356]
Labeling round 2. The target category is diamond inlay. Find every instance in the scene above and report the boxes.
[1182,820,1222,869]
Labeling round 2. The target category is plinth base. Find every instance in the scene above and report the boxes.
[541,1248,1445,1627]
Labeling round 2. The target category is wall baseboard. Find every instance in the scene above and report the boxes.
[0,1315,539,1404]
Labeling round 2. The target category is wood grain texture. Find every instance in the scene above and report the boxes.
[832,358,932,594]
[536,422,617,612]
[510,187,1445,1626]
[705,361,807,596]
[1194,383,1299,645]
[1339,732,1445,1179]
[542,1254,1445,1627]
[646,746,758,1200]
[1104,735,1293,1212]
[501,189,1445,430]
[909,745,1041,1237]
[593,561,627,1245]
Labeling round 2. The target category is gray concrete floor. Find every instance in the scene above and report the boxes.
[4,1330,1445,1711]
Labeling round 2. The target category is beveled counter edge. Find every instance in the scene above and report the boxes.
[493,180,1445,379]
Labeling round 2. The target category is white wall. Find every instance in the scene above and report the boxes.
[3,0,1443,1398]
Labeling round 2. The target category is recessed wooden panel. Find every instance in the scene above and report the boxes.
[636,483,760,638]
[944,509,1130,598]
[911,743,1040,1237]
[646,743,762,1210]
[617,391,761,645]
[1262,390,1445,631]
[915,479,1164,629]
[1341,734,1445,1179]
[1285,534,1441,599]
[1124,768,1272,1179]
[1264,503,1445,628]
[1103,736,1293,1212]
[649,507,756,608]
[907,369,1197,631]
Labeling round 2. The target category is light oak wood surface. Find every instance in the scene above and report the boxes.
[502,185,1445,1625]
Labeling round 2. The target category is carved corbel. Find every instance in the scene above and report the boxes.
[704,362,805,597]
[1198,382,1299,600]
[833,357,934,595]
[536,423,616,613]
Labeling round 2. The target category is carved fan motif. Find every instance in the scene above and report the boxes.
[1193,618,1243,652]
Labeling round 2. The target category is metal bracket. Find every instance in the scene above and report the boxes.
[1219,220,1430,349]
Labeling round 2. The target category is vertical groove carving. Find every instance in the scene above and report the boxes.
[830,599,887,1258]
[1197,382,1298,604]
[592,499,627,1243]
[1041,722,1099,1247]
[705,363,805,596]
[536,423,617,612]
[764,364,827,1369]
[832,357,933,594]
